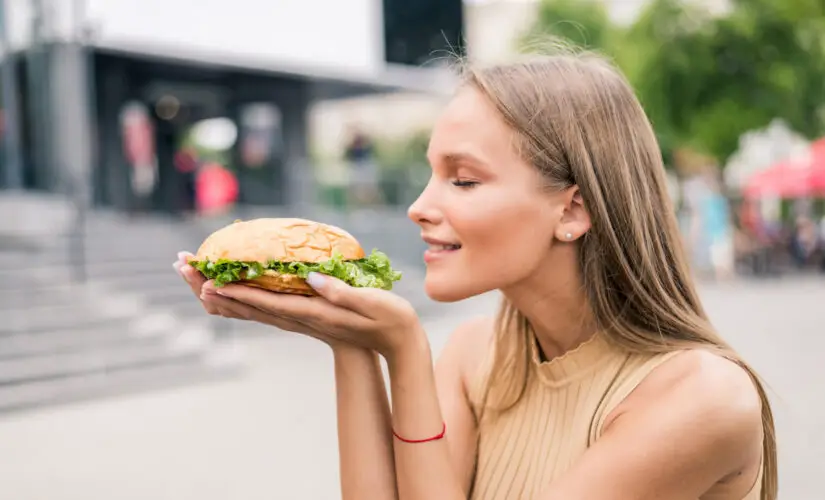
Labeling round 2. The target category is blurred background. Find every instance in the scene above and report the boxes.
[0,0,822,498]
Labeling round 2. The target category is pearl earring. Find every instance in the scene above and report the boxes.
[565,233,573,240]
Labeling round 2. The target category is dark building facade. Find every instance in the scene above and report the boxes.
[0,0,464,214]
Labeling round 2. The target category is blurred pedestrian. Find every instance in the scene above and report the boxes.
[195,162,238,217]
[344,126,382,208]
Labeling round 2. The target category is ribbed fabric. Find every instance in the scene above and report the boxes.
[468,333,762,500]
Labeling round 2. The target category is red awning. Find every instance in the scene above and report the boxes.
[744,138,825,198]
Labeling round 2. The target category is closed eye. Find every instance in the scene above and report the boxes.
[452,179,479,188]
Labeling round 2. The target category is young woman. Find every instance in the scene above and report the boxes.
[174,52,776,500]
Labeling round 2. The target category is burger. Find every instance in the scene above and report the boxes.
[188,218,402,295]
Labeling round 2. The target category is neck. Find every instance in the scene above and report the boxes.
[501,255,597,361]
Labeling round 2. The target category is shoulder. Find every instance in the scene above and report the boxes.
[611,348,764,467]
[630,349,762,418]
[545,349,766,497]
[435,315,496,391]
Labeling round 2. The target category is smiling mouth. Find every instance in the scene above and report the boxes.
[428,244,462,251]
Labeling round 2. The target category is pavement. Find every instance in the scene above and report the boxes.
[0,279,822,500]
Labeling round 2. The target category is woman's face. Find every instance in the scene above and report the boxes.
[408,88,569,302]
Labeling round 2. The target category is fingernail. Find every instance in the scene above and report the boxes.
[177,251,189,261]
[215,288,228,296]
[306,272,326,289]
[173,262,183,275]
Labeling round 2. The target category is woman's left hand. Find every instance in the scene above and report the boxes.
[203,270,424,359]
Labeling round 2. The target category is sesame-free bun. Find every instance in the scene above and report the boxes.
[193,218,365,295]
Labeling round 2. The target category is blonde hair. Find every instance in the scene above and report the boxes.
[465,52,777,499]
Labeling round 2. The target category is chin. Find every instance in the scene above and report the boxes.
[424,276,492,303]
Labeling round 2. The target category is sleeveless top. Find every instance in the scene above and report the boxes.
[468,332,763,500]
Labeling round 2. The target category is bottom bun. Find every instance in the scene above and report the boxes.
[241,270,317,296]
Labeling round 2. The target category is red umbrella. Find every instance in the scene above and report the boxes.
[744,141,825,198]
[812,138,825,190]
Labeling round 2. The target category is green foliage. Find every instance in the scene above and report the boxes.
[372,130,430,171]
[521,0,616,52]
[525,0,825,165]
[179,129,234,170]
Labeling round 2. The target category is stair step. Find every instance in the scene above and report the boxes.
[0,341,245,414]
[0,323,169,359]
[2,301,138,334]
[0,286,81,310]
[1,307,196,338]
[0,325,213,385]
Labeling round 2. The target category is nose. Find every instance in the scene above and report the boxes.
[407,180,442,226]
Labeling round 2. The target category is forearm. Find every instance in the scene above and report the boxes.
[333,346,398,500]
[387,333,465,500]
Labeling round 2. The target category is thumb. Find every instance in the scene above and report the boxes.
[306,272,365,312]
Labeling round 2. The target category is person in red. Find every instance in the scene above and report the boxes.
[195,162,238,216]
[122,106,157,215]
[175,53,775,500]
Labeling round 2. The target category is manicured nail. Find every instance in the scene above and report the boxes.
[177,251,189,261]
[306,272,326,289]
[173,262,183,275]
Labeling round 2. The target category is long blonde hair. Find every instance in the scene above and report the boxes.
[466,52,777,499]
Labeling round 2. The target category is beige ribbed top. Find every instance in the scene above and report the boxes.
[468,333,762,500]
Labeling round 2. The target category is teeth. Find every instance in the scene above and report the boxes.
[429,244,461,251]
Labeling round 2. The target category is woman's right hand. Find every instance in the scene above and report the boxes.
[173,251,352,350]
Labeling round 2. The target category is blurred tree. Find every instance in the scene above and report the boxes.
[520,0,617,51]
[525,0,825,166]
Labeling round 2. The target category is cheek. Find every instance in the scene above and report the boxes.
[457,195,556,261]
[424,194,557,301]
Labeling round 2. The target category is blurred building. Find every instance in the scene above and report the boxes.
[308,0,537,161]
[0,0,463,212]
[308,0,733,159]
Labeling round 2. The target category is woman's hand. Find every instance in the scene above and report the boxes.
[173,251,340,348]
[173,251,424,358]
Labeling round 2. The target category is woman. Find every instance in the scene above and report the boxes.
[174,53,776,499]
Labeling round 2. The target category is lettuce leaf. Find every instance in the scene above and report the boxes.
[189,249,403,290]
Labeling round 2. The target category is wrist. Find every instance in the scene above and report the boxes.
[331,343,375,359]
[384,326,431,373]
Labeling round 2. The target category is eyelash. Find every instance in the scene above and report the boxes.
[451,179,479,189]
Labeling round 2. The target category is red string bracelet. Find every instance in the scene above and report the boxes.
[392,422,447,444]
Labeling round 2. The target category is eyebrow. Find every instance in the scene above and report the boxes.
[442,151,489,169]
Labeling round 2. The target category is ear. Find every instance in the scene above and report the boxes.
[556,185,591,242]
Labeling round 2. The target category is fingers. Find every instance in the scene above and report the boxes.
[200,287,321,337]
[211,281,364,330]
[174,250,217,315]
[174,251,328,337]
[304,272,386,318]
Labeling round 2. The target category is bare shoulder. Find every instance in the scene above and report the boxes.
[628,349,762,417]
[436,315,496,388]
[614,349,764,467]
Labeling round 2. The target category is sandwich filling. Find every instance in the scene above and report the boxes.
[190,249,402,290]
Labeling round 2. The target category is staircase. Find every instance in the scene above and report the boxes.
[0,200,242,414]
[0,197,438,414]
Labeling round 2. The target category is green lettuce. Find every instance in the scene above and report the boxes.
[190,249,402,290]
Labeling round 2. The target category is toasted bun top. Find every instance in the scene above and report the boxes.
[195,218,365,263]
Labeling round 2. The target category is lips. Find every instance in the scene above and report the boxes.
[422,235,462,263]
[422,235,461,247]
[428,243,461,251]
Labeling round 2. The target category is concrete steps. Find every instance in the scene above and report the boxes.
[0,328,207,385]
[0,202,246,413]
[0,345,244,414]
